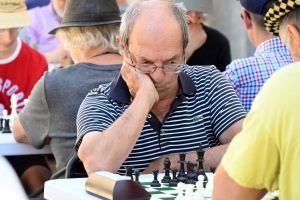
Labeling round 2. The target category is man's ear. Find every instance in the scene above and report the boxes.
[286,24,300,48]
[242,10,252,30]
[116,36,125,51]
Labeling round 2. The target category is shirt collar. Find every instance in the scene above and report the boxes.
[109,71,197,104]
[255,37,287,55]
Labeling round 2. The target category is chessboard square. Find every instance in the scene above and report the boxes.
[150,193,176,199]
[155,187,177,192]
[146,188,160,192]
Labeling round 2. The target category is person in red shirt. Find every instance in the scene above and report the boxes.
[0,0,51,197]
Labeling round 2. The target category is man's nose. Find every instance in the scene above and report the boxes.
[149,67,165,83]
[2,30,14,42]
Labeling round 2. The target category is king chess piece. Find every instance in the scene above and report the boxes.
[196,143,205,181]
[177,152,187,183]
[161,157,171,183]
[2,119,11,133]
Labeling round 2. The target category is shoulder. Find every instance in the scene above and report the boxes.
[203,24,230,45]
[20,42,47,64]
[225,56,256,72]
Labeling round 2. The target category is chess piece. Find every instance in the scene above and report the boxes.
[125,166,133,180]
[203,173,214,198]
[161,157,171,183]
[196,143,205,181]
[184,184,195,200]
[197,169,208,187]
[9,94,18,126]
[174,182,184,200]
[134,169,140,184]
[186,161,197,184]
[0,118,3,133]
[169,168,178,187]
[150,168,161,187]
[194,175,205,200]
[177,152,187,183]
[2,119,11,133]
[210,166,216,174]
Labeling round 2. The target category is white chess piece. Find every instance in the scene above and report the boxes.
[204,173,214,198]
[10,94,18,127]
[2,109,8,119]
[194,175,205,200]
[184,184,194,200]
[175,182,185,200]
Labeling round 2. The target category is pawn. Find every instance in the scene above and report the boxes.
[125,166,133,180]
[169,168,178,187]
[210,166,216,174]
[150,168,161,187]
[2,119,11,133]
[174,182,184,200]
[194,175,205,200]
[134,169,140,184]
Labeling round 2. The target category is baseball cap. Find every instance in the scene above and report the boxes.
[0,0,30,29]
[265,0,300,36]
[177,0,213,14]
[240,0,270,15]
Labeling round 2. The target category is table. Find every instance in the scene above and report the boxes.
[0,134,52,155]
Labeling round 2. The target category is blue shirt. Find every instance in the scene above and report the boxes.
[223,38,293,112]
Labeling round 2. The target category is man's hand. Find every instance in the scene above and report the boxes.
[121,60,159,109]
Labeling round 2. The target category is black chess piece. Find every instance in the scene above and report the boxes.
[134,169,141,184]
[186,161,197,184]
[2,119,11,133]
[177,152,187,183]
[161,157,171,183]
[169,168,178,187]
[0,118,3,132]
[125,166,133,180]
[150,168,161,187]
[196,142,205,181]
[210,166,216,174]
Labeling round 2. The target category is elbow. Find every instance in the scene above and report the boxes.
[12,124,25,143]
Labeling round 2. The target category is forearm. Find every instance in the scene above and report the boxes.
[143,144,229,173]
[78,93,154,175]
[12,117,29,144]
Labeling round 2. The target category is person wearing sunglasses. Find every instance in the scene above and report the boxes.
[223,0,293,112]
[76,0,246,175]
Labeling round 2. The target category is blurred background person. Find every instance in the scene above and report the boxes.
[13,0,123,176]
[0,0,51,197]
[179,0,231,72]
[20,0,70,65]
[26,0,50,10]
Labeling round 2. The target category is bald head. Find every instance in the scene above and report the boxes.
[119,0,189,52]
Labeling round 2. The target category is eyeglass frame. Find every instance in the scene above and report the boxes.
[0,27,22,35]
[125,49,187,74]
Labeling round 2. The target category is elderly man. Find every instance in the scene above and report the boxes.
[180,0,232,72]
[213,0,300,199]
[76,0,246,175]
[223,0,293,112]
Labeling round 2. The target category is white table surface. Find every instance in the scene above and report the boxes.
[0,134,52,156]
[44,173,212,200]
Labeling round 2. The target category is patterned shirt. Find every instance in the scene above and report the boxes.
[76,66,246,174]
[223,38,293,112]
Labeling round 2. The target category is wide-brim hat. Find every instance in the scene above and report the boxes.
[0,0,30,29]
[177,0,213,14]
[49,0,121,34]
[264,0,300,36]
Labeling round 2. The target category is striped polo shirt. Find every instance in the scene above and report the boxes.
[76,66,246,174]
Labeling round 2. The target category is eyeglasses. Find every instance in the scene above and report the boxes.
[0,28,22,35]
[125,50,187,74]
[240,10,251,20]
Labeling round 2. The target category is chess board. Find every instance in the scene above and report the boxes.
[141,181,212,200]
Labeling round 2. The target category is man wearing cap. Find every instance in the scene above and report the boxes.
[76,0,246,175]
[213,1,300,199]
[0,0,50,197]
[19,0,69,64]
[179,0,231,72]
[223,0,293,112]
